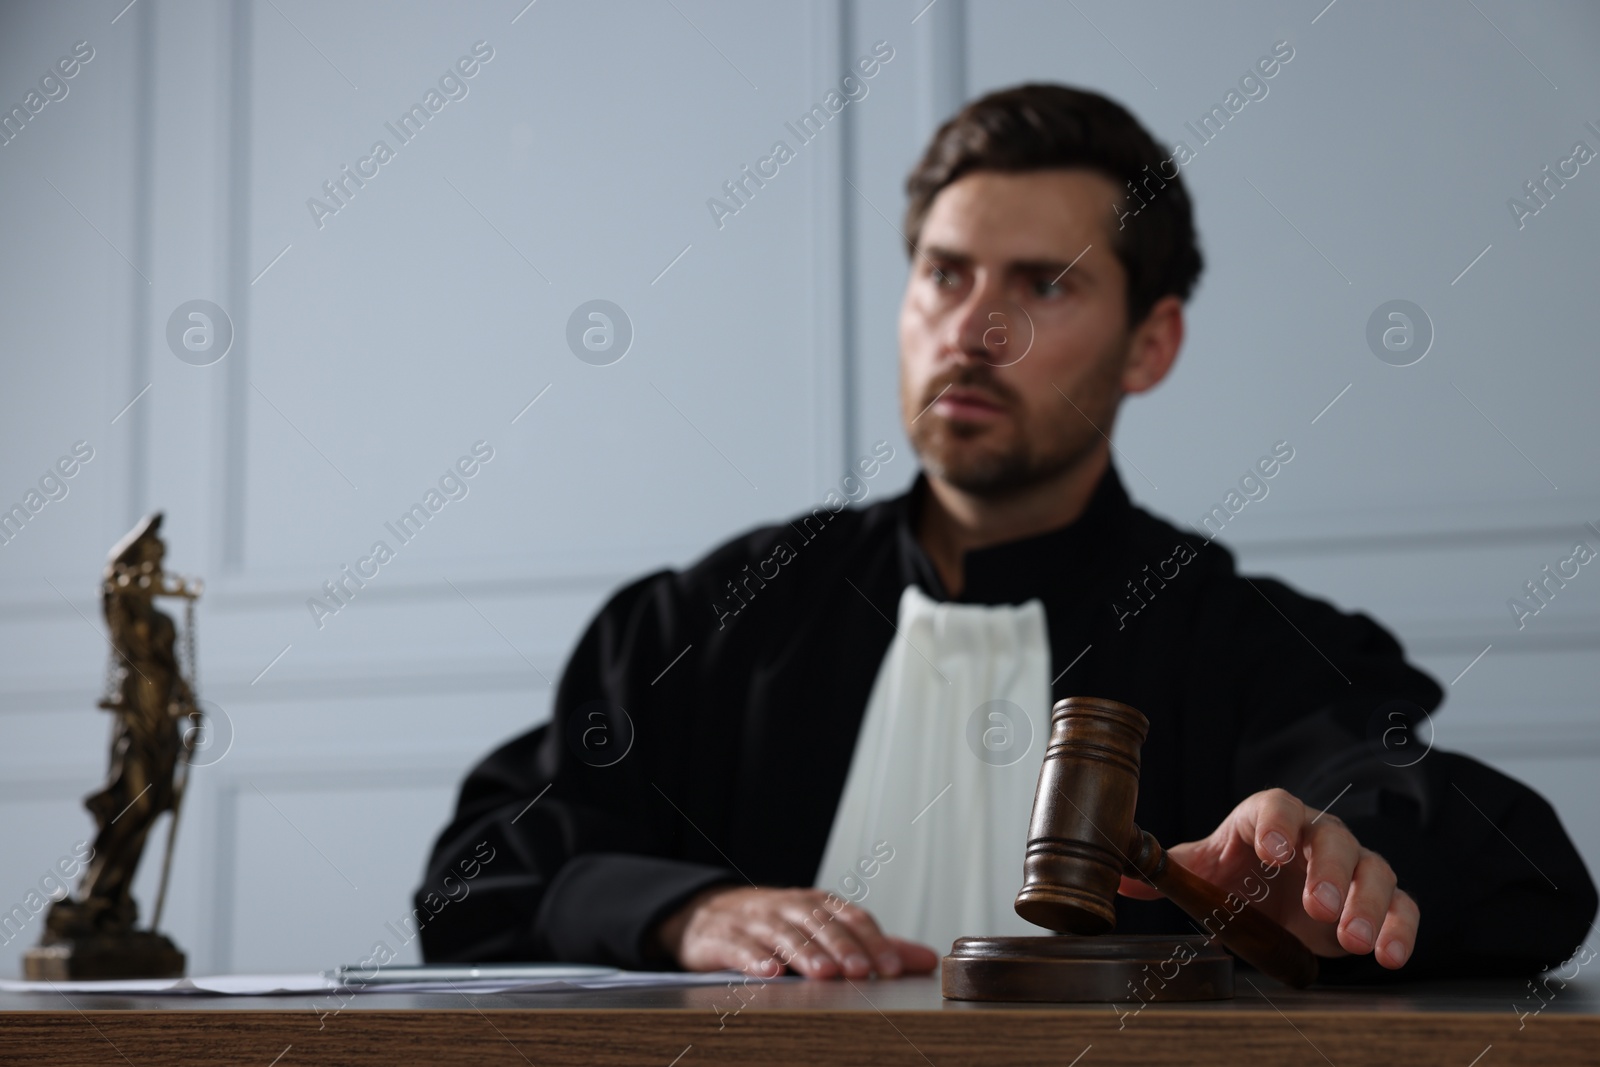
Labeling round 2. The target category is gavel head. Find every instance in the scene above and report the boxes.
[1013,696,1149,935]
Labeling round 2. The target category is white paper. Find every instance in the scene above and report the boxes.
[0,969,765,996]
[0,974,334,995]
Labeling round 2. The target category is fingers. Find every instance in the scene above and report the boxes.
[757,915,840,978]
[1117,872,1164,900]
[827,899,904,977]
[675,889,821,977]
[1374,889,1420,969]
[793,898,882,979]
[786,895,934,979]
[1298,817,1361,924]
[671,886,935,980]
[1291,814,1417,967]
[1242,788,1308,867]
[886,936,941,974]
[716,929,785,978]
[1335,849,1400,956]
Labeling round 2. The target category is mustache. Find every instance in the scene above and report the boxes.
[920,365,1016,410]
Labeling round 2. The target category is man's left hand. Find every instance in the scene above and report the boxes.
[1118,787,1418,968]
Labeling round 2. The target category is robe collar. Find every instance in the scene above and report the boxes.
[893,464,1135,607]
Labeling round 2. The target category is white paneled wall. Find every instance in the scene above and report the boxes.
[2,0,1596,977]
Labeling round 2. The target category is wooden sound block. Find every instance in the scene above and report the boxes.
[942,934,1232,1002]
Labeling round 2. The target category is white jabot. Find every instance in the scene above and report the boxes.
[813,583,1053,956]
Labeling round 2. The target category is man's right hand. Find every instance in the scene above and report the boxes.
[654,885,939,980]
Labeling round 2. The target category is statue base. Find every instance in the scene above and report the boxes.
[24,931,186,981]
[941,934,1232,1002]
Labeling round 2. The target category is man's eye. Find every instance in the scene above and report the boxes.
[1032,277,1066,298]
[931,267,960,288]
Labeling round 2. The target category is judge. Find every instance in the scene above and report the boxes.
[418,84,1596,982]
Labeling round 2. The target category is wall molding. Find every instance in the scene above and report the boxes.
[0,660,555,714]
[219,0,253,575]
[812,0,850,495]
[6,622,1600,716]
[204,764,469,973]
[1227,519,1600,561]
[914,0,966,142]
[122,0,155,533]
[0,567,627,618]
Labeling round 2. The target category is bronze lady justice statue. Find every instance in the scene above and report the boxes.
[25,513,202,979]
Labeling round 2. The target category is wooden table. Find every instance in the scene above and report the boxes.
[0,971,1594,1066]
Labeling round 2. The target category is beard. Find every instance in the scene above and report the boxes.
[906,356,1124,499]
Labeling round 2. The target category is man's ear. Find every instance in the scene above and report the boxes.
[1121,295,1185,395]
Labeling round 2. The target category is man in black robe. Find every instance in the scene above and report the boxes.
[417,85,1596,982]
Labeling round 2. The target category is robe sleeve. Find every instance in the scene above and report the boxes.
[414,568,741,969]
[1224,576,1597,982]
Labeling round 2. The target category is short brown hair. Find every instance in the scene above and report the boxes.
[903,84,1204,328]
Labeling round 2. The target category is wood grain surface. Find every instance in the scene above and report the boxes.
[0,973,1594,1066]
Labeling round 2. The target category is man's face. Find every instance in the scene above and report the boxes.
[898,168,1138,497]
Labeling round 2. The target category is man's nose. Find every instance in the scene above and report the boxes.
[947,282,1021,365]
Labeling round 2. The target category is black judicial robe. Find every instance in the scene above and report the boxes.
[417,467,1596,981]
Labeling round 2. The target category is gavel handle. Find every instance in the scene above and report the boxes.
[1127,828,1319,989]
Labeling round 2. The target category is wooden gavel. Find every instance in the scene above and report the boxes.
[1012,696,1319,988]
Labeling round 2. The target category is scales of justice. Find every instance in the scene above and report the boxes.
[943,696,1318,1001]
[25,513,204,980]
